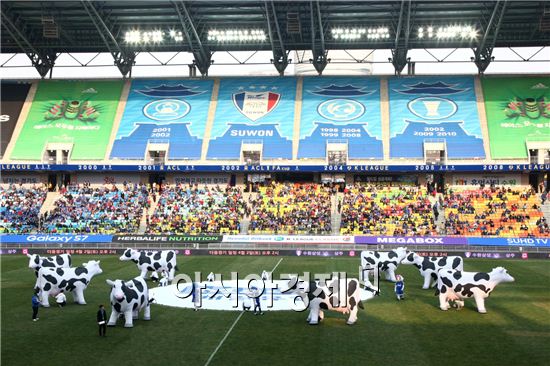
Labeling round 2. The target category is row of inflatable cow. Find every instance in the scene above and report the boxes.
[27,248,178,327]
[360,247,514,314]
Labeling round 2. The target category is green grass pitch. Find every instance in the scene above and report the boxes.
[1,255,549,366]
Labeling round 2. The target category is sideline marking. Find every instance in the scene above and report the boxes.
[203,258,284,366]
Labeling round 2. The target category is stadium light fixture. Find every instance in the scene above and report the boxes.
[207,29,267,42]
[330,27,389,40]
[124,30,165,44]
[124,29,184,44]
[417,25,477,40]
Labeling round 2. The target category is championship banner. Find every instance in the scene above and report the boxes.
[113,235,223,243]
[389,76,485,159]
[482,77,550,159]
[1,82,30,158]
[298,77,382,159]
[1,162,549,173]
[111,79,213,160]
[207,77,296,160]
[10,80,123,160]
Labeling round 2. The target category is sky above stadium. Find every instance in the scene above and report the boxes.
[0,47,548,79]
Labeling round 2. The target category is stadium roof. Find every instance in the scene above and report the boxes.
[1,1,550,77]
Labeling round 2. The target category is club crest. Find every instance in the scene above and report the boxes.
[232,91,280,122]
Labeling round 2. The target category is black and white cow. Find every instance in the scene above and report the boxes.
[402,252,464,289]
[27,253,72,275]
[120,248,178,280]
[360,247,408,288]
[36,260,103,307]
[286,277,364,325]
[106,277,151,328]
[436,267,515,313]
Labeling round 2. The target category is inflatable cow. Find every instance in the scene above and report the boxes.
[27,253,72,275]
[436,267,514,313]
[286,277,364,325]
[36,260,103,307]
[361,247,407,288]
[402,252,464,289]
[120,248,178,280]
[106,277,151,328]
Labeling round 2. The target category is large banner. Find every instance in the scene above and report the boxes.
[207,77,295,160]
[299,77,382,159]
[1,82,30,158]
[10,80,123,160]
[482,77,550,158]
[0,234,112,243]
[111,80,213,160]
[389,76,485,159]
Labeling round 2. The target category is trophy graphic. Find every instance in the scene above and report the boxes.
[423,100,441,117]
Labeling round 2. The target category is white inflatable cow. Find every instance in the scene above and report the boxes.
[361,247,407,288]
[106,277,151,328]
[286,276,364,325]
[36,260,103,307]
[120,248,178,280]
[402,252,464,289]
[27,253,72,274]
[436,267,514,313]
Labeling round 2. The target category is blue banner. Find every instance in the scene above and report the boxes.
[389,76,485,159]
[0,234,113,243]
[111,79,213,160]
[466,237,550,247]
[1,163,548,173]
[207,77,295,160]
[299,77,382,159]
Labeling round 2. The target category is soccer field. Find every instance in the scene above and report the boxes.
[2,255,549,366]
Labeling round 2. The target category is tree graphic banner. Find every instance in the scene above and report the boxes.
[482,77,550,159]
[10,80,123,160]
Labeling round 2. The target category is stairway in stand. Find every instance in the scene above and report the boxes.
[138,196,160,234]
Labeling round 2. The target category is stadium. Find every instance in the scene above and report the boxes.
[0,1,549,365]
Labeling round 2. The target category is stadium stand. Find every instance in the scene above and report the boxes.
[42,184,149,234]
[248,183,332,234]
[443,187,549,237]
[340,184,437,236]
[146,185,247,234]
[0,185,47,233]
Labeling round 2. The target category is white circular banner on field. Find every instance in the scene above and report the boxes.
[149,280,376,311]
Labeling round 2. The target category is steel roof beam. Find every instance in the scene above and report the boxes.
[391,0,412,75]
[310,1,327,75]
[173,1,212,76]
[265,1,288,75]
[473,0,508,74]
[1,6,57,78]
[81,0,135,77]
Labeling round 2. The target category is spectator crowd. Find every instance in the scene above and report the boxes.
[340,184,437,236]
[42,183,148,234]
[146,184,247,235]
[0,184,47,233]
[0,181,548,238]
[248,182,332,234]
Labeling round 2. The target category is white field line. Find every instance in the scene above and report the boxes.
[203,258,284,366]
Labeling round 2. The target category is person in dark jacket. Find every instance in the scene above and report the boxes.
[32,292,40,321]
[97,304,107,336]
